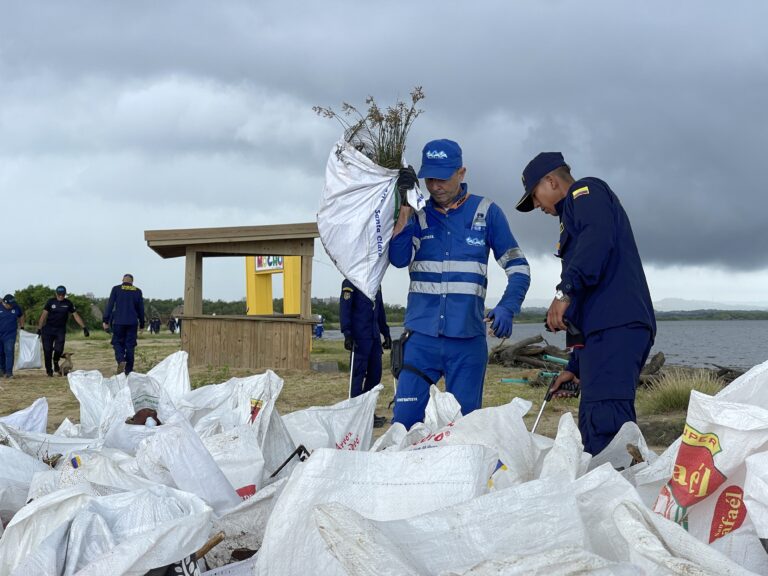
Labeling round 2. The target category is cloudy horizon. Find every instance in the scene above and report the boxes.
[2,1,767,308]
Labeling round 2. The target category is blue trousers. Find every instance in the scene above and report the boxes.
[0,333,16,376]
[577,323,653,455]
[111,324,138,374]
[392,332,487,430]
[349,338,383,398]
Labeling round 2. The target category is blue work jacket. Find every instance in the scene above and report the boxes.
[339,279,390,341]
[556,177,656,337]
[0,304,23,337]
[103,283,145,326]
[389,185,530,338]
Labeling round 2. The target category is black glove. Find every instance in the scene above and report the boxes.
[83,327,90,337]
[344,335,354,351]
[36,328,42,336]
[382,335,392,350]
[396,165,418,207]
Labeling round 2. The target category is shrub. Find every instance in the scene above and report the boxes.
[640,369,724,414]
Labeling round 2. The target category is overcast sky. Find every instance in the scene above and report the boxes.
[2,1,767,308]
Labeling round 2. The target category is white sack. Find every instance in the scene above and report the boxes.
[0,444,49,526]
[255,444,498,576]
[282,384,382,451]
[135,411,241,516]
[744,451,768,540]
[14,329,41,370]
[203,425,266,500]
[652,391,768,572]
[314,475,587,576]
[423,385,462,430]
[146,350,191,401]
[317,138,398,301]
[538,412,590,481]
[0,397,48,433]
[68,370,125,436]
[53,418,82,437]
[444,549,640,576]
[588,420,657,472]
[101,386,157,455]
[0,422,102,458]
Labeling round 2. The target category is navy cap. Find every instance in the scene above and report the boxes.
[516,152,567,212]
[2,294,15,305]
[55,285,67,295]
[418,139,463,180]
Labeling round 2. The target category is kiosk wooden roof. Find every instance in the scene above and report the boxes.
[145,222,320,370]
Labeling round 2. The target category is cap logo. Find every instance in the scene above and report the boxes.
[426,150,448,160]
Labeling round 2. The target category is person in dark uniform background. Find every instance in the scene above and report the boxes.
[0,294,25,379]
[36,285,88,376]
[340,279,391,425]
[516,152,656,456]
[102,274,145,375]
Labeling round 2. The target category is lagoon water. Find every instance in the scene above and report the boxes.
[323,320,768,370]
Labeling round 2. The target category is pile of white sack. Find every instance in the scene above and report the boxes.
[2,351,768,576]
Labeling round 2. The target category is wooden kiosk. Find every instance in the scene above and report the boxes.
[144,223,319,370]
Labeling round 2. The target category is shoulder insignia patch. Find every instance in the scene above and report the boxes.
[572,186,589,200]
[559,222,565,234]
[343,292,351,300]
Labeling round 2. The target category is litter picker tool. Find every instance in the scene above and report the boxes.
[531,376,580,434]
[348,348,355,399]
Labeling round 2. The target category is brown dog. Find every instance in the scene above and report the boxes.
[60,352,74,376]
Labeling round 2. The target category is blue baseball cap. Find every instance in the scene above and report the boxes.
[516,152,567,212]
[417,139,463,180]
[2,294,15,305]
[55,285,67,295]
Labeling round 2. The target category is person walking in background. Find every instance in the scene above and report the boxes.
[389,139,530,429]
[167,317,177,334]
[516,152,656,455]
[37,285,89,376]
[0,294,24,379]
[340,279,391,427]
[102,274,145,375]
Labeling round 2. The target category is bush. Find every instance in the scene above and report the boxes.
[639,369,724,414]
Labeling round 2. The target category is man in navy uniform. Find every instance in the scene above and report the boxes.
[37,285,89,376]
[340,279,391,424]
[102,274,145,375]
[390,139,530,429]
[0,294,24,379]
[516,152,656,455]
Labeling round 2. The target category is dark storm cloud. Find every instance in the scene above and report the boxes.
[1,0,767,274]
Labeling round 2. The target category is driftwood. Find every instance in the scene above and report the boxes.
[490,335,570,372]
[641,352,665,375]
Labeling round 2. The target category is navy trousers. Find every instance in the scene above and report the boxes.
[349,338,383,398]
[42,326,66,375]
[577,323,653,456]
[112,324,139,374]
[0,332,16,376]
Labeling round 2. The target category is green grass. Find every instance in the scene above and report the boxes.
[637,369,724,414]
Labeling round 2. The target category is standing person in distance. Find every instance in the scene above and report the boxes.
[340,279,392,427]
[0,294,25,379]
[102,274,145,375]
[516,152,656,455]
[37,285,89,377]
[389,139,530,429]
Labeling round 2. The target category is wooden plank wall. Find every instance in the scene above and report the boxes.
[183,317,312,370]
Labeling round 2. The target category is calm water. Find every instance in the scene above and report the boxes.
[323,320,768,370]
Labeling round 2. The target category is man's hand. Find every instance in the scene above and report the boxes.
[546,298,570,332]
[83,327,90,337]
[139,322,145,330]
[382,335,392,350]
[549,370,580,399]
[344,335,354,351]
[396,165,418,207]
[485,306,513,338]
[36,328,42,336]
[102,322,110,331]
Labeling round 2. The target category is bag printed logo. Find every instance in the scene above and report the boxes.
[709,485,747,543]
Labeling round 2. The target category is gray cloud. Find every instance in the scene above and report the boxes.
[1,0,767,302]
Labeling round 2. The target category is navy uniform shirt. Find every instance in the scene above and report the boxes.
[0,303,23,337]
[103,283,145,326]
[556,177,656,337]
[339,279,391,341]
[43,298,77,329]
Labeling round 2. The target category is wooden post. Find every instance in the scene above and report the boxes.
[185,248,203,315]
[300,254,313,319]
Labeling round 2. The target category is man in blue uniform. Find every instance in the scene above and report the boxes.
[516,152,656,455]
[0,294,24,379]
[390,139,530,429]
[102,274,145,375]
[37,285,89,376]
[340,279,391,424]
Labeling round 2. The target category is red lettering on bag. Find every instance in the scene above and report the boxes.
[709,486,747,543]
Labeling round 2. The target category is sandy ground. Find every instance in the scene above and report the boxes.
[0,331,679,451]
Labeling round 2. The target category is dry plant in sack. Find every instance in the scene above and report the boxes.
[313,86,425,169]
